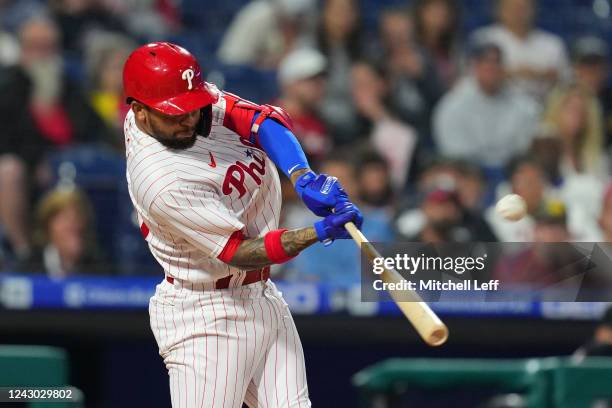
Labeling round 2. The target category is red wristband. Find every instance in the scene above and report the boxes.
[264,229,295,264]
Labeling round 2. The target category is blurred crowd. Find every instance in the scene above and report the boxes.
[0,0,611,285]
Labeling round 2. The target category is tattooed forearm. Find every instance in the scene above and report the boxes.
[280,226,318,256]
[226,227,319,269]
[228,238,270,268]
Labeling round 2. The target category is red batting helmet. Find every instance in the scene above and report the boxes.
[123,42,219,115]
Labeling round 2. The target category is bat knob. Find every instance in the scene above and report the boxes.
[428,326,449,346]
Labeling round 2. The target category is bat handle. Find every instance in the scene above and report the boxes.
[344,221,364,244]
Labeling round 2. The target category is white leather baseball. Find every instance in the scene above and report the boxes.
[495,194,527,221]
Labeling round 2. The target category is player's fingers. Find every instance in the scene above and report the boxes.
[351,204,364,229]
[334,201,353,213]
[332,208,358,227]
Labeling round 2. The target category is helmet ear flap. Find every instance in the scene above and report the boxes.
[197,105,213,137]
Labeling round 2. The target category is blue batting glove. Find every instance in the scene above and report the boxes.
[295,171,349,217]
[314,201,364,246]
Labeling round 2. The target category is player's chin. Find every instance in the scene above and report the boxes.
[159,132,197,149]
[175,128,196,139]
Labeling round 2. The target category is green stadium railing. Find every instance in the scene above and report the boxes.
[352,358,551,408]
[353,357,612,408]
[552,357,612,408]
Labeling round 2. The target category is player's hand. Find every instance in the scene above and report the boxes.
[294,171,349,217]
[314,201,363,246]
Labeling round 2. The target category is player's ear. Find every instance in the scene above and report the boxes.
[132,102,148,123]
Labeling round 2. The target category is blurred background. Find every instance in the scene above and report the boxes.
[1,0,612,406]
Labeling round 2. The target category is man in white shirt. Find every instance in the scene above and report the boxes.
[433,42,539,168]
[472,0,570,102]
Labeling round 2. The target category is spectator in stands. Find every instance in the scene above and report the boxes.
[412,0,462,89]
[508,155,548,217]
[471,0,570,102]
[529,129,564,185]
[356,150,394,210]
[85,31,135,151]
[0,0,47,33]
[433,42,539,168]
[217,0,314,68]
[531,128,606,241]
[571,36,612,147]
[413,156,457,192]
[408,158,488,212]
[531,200,572,244]
[493,199,604,290]
[0,16,105,160]
[276,47,331,162]
[542,84,606,178]
[0,16,105,259]
[354,150,397,246]
[395,156,477,213]
[0,27,18,66]
[49,0,125,55]
[453,161,486,213]
[20,188,106,278]
[102,0,179,40]
[599,185,612,243]
[413,188,462,243]
[350,61,417,190]
[316,0,365,144]
[373,8,443,148]
[402,186,497,243]
[574,186,612,289]
[486,156,547,241]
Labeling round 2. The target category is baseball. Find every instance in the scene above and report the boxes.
[495,194,527,221]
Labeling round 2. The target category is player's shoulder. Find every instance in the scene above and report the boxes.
[211,89,261,138]
[213,89,262,116]
[130,154,222,216]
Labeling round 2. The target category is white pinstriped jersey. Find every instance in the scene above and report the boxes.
[124,93,282,283]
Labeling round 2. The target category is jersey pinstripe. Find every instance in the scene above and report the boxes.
[124,92,282,283]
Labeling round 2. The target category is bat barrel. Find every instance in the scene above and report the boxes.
[344,222,449,347]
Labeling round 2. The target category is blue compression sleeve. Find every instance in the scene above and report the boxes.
[253,113,310,178]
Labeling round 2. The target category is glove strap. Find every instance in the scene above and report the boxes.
[314,221,333,247]
[294,171,316,197]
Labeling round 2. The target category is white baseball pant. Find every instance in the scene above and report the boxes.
[149,278,311,408]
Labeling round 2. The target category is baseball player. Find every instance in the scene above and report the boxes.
[122,42,363,408]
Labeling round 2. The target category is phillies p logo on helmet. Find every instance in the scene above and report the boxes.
[182,69,194,90]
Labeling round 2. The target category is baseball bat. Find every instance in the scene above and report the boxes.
[344,222,449,347]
